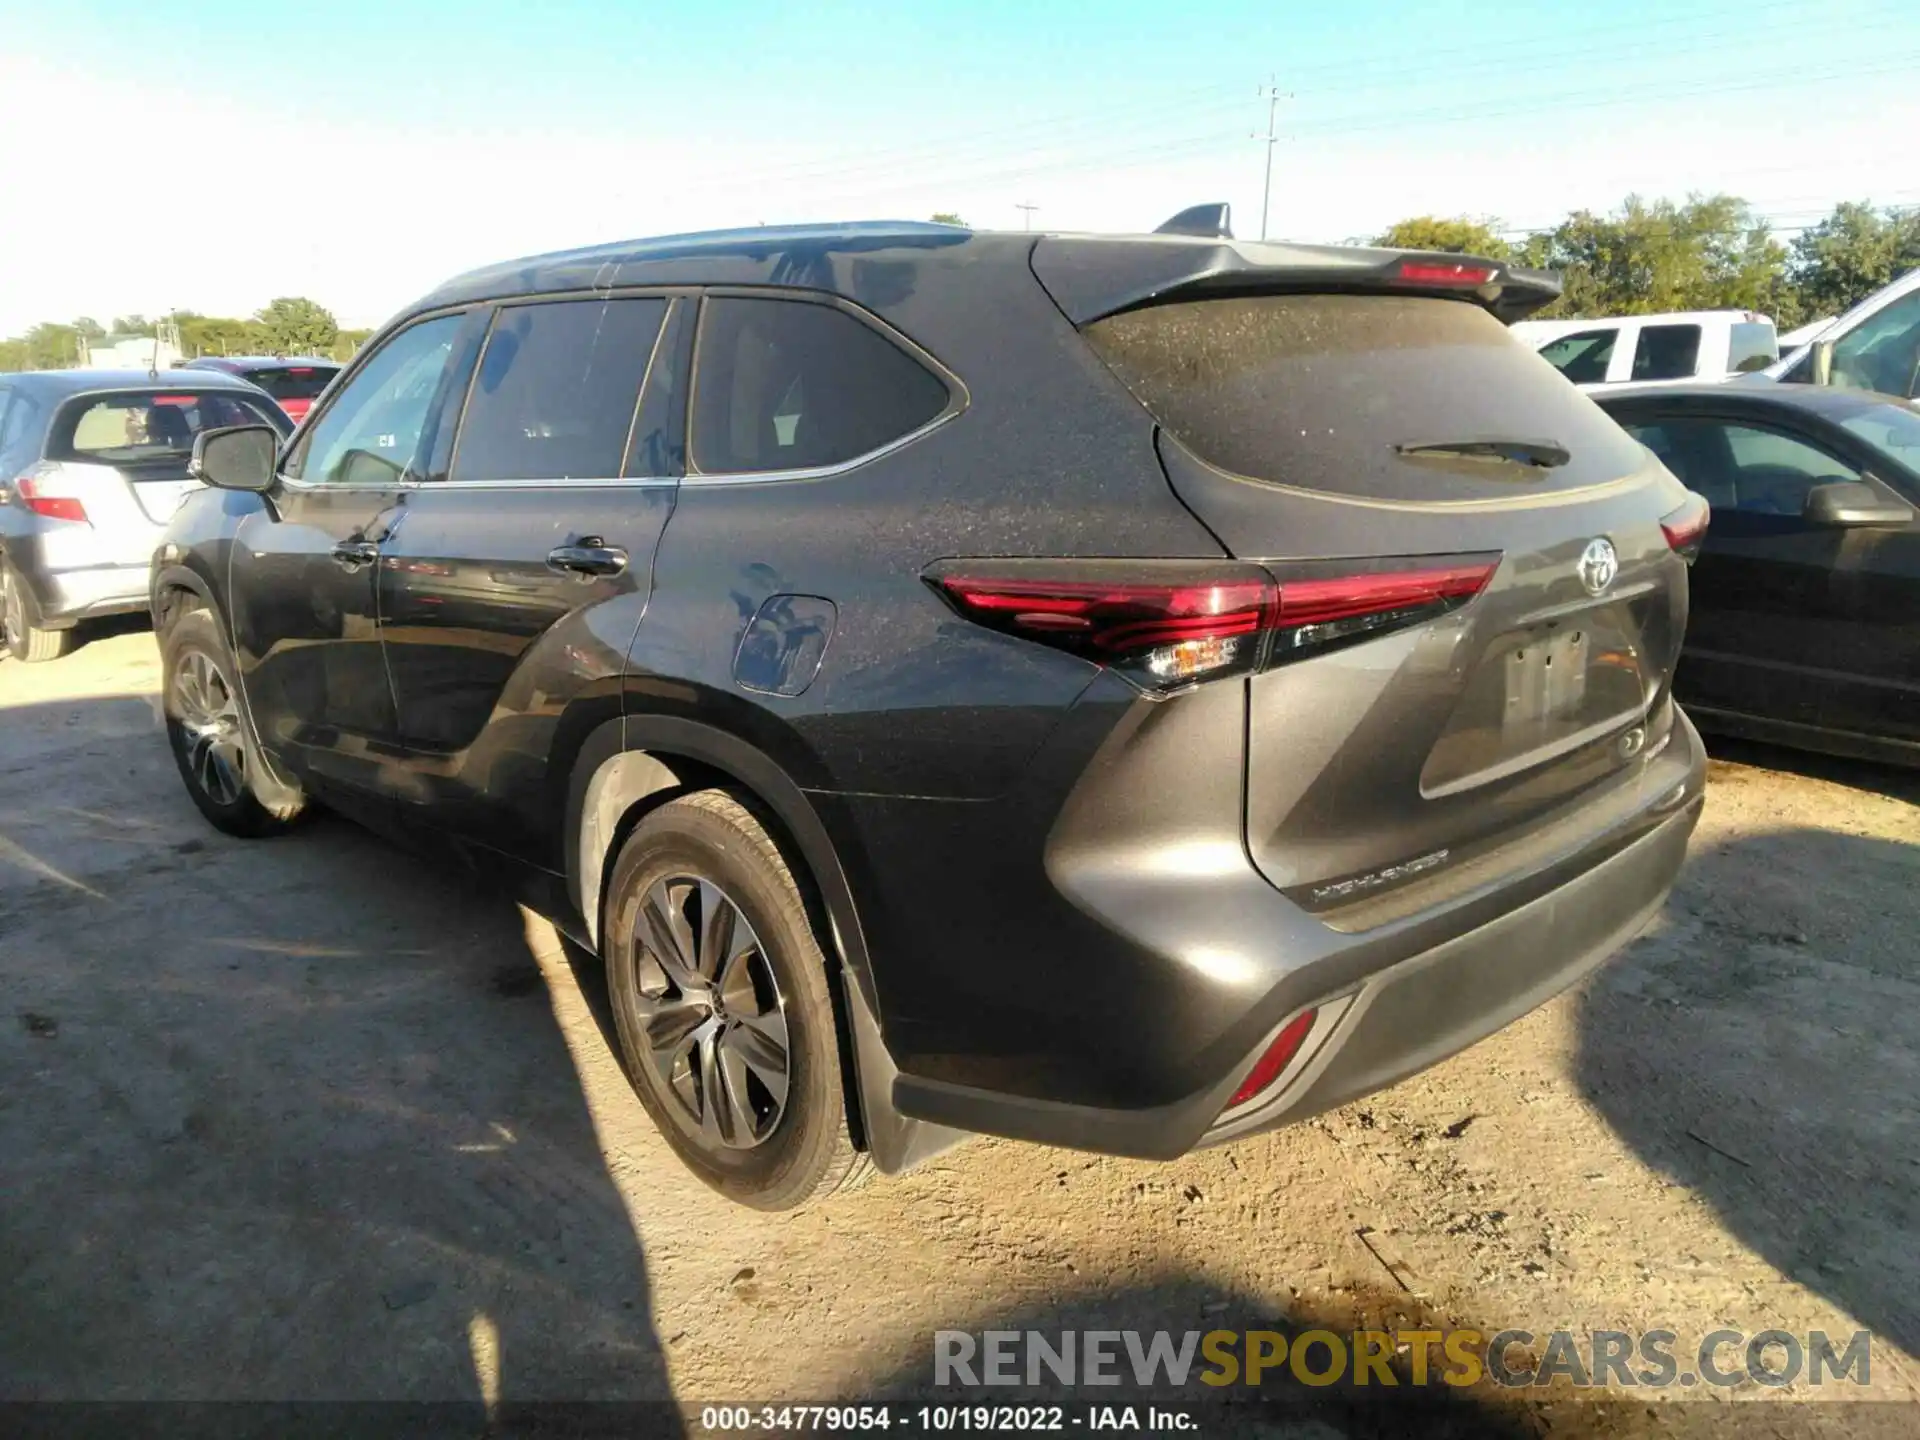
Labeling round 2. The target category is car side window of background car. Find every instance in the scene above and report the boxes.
[283,314,464,486]
[1631,324,1702,382]
[1535,328,1616,385]
[448,298,668,483]
[1624,422,1693,487]
[1831,290,1920,398]
[690,297,949,474]
[1721,423,1863,517]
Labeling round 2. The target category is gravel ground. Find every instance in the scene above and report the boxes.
[3,624,1917,1437]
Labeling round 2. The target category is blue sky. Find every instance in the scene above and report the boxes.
[0,0,1912,333]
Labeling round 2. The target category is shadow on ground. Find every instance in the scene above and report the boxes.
[1576,806,1920,1359]
[0,694,679,1431]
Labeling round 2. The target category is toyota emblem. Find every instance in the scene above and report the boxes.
[1578,537,1619,596]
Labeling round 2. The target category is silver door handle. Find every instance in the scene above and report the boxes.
[331,540,379,570]
[547,542,628,578]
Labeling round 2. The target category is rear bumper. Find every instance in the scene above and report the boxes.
[888,707,1706,1160]
[5,543,151,625]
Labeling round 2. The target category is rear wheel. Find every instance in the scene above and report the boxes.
[2,563,75,663]
[162,608,305,837]
[604,790,862,1210]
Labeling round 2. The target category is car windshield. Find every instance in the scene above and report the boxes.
[1837,399,1920,474]
[51,390,281,462]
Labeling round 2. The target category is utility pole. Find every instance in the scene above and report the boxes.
[1252,81,1290,242]
[1015,202,1039,231]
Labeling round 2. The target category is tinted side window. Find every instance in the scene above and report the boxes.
[451,298,668,482]
[286,314,464,485]
[1727,321,1777,375]
[690,298,949,474]
[1536,328,1617,384]
[1722,424,1860,515]
[1631,324,1702,382]
[1832,290,1920,397]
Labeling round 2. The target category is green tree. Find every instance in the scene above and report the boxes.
[1541,193,1796,322]
[72,317,107,342]
[180,315,267,358]
[930,212,966,226]
[1791,201,1920,317]
[22,322,83,369]
[1373,215,1512,260]
[254,297,339,355]
[112,314,157,338]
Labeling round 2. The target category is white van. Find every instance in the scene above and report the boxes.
[1768,267,1920,399]
[1510,310,1779,388]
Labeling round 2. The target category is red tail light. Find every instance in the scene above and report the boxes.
[1396,259,1497,286]
[1660,494,1710,563]
[1228,1008,1318,1109]
[927,556,1497,691]
[15,477,88,524]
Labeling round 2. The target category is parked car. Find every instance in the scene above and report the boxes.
[1769,266,1920,400]
[0,370,291,661]
[180,356,341,424]
[152,221,1707,1208]
[1512,310,1778,387]
[1597,382,1919,764]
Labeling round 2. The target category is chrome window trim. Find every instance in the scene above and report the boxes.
[684,287,968,484]
[274,473,678,495]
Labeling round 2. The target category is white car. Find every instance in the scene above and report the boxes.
[1768,267,1920,399]
[1511,310,1779,389]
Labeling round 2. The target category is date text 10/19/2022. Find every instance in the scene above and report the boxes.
[698,1406,1194,1432]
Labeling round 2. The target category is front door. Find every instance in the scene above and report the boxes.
[373,293,688,870]
[1621,413,1859,730]
[228,311,469,797]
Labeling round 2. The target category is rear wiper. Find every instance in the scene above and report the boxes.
[1395,438,1570,470]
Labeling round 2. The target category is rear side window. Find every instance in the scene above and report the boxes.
[451,298,668,482]
[244,366,338,403]
[1536,328,1617,384]
[1631,324,1702,381]
[49,390,282,462]
[1084,294,1644,501]
[1726,322,1777,375]
[690,297,949,474]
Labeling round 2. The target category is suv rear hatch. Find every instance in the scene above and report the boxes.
[34,389,285,562]
[1038,239,1702,919]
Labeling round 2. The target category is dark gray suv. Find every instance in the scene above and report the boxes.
[152,220,1709,1208]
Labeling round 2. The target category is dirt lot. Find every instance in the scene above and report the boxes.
[3,625,1918,1437]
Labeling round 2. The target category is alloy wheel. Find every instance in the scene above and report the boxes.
[631,876,791,1150]
[173,649,248,807]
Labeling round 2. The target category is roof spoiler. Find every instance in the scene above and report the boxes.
[1033,238,1563,326]
[1153,203,1233,239]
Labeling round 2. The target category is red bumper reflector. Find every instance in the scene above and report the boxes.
[1228,1008,1319,1109]
[1660,493,1710,561]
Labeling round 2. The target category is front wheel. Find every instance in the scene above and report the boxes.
[604,790,864,1210]
[162,608,305,837]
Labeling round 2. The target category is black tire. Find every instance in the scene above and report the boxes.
[162,608,306,837]
[3,562,75,663]
[604,790,862,1210]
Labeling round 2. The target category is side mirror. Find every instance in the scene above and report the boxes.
[1810,339,1834,387]
[189,424,279,493]
[1803,479,1915,528]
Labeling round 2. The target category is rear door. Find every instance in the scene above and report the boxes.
[1077,289,1696,906]
[228,312,469,794]
[1611,406,1859,731]
[372,292,687,868]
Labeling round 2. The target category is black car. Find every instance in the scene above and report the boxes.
[1596,383,1920,766]
[152,220,1708,1209]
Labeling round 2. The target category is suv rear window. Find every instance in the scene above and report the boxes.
[690,297,949,474]
[1083,294,1644,502]
[244,366,338,402]
[49,390,282,463]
